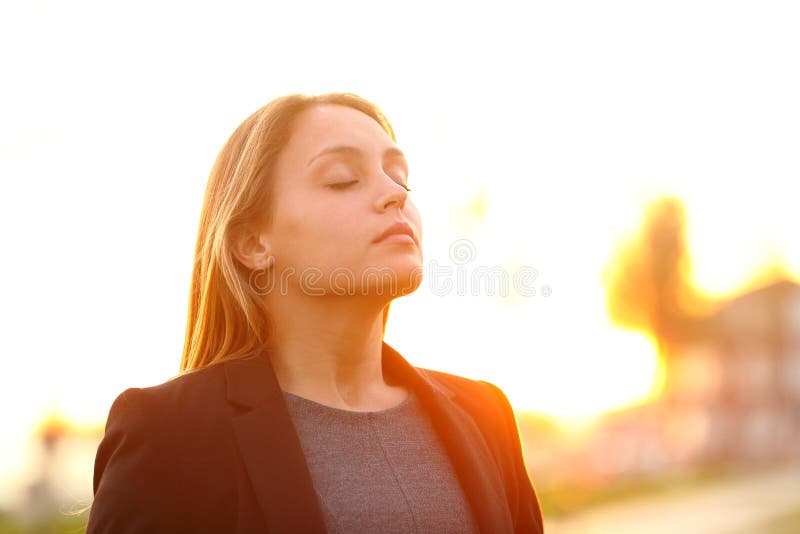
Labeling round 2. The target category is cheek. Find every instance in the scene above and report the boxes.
[273,200,363,266]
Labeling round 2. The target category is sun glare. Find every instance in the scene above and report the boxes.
[503,325,662,422]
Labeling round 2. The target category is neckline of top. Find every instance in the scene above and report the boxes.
[281,388,414,417]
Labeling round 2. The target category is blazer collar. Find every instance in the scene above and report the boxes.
[224,341,456,408]
[224,341,513,533]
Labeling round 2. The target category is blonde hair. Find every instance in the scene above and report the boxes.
[181,93,396,372]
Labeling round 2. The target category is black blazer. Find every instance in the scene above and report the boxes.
[87,342,544,533]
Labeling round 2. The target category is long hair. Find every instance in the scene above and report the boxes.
[181,93,396,372]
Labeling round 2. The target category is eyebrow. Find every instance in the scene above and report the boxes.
[306,145,407,168]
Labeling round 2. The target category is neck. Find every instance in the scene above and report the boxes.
[263,294,405,411]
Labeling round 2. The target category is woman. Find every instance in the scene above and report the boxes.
[87,93,544,533]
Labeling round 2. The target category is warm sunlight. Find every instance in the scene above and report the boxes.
[2,2,799,521]
[683,191,800,300]
[504,325,663,420]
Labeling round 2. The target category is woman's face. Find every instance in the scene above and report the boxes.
[263,104,423,297]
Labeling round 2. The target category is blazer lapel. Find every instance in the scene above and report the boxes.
[382,342,515,533]
[225,353,328,533]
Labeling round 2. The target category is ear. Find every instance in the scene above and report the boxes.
[231,227,273,271]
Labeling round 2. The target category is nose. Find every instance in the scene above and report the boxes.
[376,176,408,212]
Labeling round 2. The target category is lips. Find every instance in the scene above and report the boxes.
[373,221,416,244]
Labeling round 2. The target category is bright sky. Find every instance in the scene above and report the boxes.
[1,0,799,499]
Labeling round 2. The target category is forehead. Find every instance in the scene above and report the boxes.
[285,104,394,160]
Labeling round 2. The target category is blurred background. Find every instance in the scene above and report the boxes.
[2,0,799,532]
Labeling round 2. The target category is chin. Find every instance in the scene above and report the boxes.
[357,262,424,298]
[392,270,424,297]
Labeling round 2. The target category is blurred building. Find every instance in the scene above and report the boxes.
[665,277,800,466]
[524,277,800,487]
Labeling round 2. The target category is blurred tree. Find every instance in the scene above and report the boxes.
[603,196,707,358]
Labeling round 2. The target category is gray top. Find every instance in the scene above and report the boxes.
[282,389,479,534]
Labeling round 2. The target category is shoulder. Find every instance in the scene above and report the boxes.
[419,367,487,393]
[417,367,516,420]
[104,361,230,431]
[121,360,229,409]
[88,363,238,532]
[98,362,236,470]
[414,366,521,459]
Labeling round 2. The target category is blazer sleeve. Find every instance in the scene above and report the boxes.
[86,387,174,533]
[480,380,545,533]
[86,387,235,533]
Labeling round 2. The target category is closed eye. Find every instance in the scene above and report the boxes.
[327,180,359,190]
[391,174,411,192]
